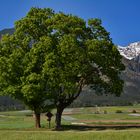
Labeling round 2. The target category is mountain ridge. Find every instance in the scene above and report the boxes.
[0,28,14,39]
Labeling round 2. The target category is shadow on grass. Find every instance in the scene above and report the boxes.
[54,124,140,131]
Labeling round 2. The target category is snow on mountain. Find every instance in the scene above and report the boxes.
[118,42,140,60]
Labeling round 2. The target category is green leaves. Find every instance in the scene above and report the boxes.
[0,7,125,114]
[88,18,111,41]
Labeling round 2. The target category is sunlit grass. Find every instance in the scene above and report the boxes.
[0,106,140,130]
[0,130,140,140]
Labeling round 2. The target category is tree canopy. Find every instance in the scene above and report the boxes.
[0,7,125,129]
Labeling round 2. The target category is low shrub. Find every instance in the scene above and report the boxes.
[132,110,137,113]
[116,110,123,113]
[104,110,107,114]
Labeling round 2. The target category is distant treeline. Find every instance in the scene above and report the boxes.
[0,96,25,111]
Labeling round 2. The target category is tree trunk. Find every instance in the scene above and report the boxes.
[55,107,64,129]
[34,113,41,128]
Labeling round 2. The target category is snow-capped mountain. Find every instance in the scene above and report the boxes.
[118,42,140,60]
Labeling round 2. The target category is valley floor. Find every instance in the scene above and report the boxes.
[1,106,140,139]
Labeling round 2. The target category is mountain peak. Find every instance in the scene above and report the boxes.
[128,41,140,47]
[118,41,140,60]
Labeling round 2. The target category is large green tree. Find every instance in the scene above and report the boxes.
[0,8,55,128]
[0,7,125,129]
[43,15,125,128]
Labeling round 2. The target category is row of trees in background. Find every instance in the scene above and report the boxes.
[0,7,125,129]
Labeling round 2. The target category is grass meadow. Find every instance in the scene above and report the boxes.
[1,106,140,139]
[1,130,140,140]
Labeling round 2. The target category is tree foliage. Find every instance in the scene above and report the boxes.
[0,8,55,128]
[0,7,125,129]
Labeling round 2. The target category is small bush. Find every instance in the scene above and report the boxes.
[132,110,137,113]
[104,110,107,114]
[116,110,123,113]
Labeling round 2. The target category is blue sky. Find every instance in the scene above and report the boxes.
[0,0,140,46]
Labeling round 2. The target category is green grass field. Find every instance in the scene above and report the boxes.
[0,130,140,140]
[1,106,140,139]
